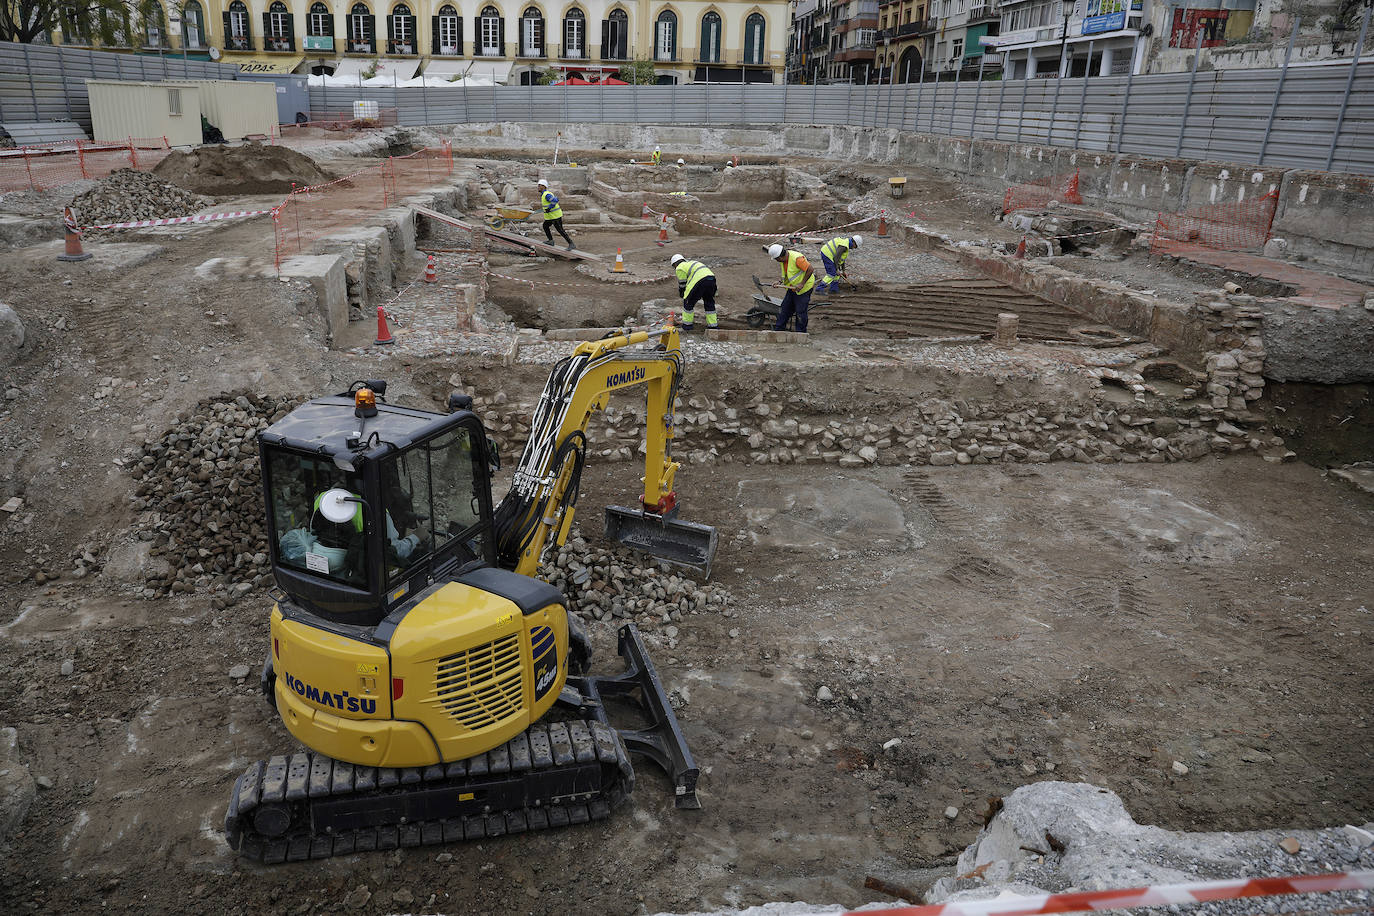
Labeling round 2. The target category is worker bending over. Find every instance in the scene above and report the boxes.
[652,146,662,166]
[537,179,575,250]
[670,254,718,332]
[818,234,863,294]
[767,243,815,333]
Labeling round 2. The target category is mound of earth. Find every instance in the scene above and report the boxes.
[151,142,333,195]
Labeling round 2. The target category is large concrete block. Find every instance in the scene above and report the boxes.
[1105,155,1190,219]
[1181,161,1284,209]
[968,141,1012,187]
[935,137,972,174]
[277,253,349,346]
[895,132,944,170]
[782,126,832,153]
[1272,170,1374,273]
[547,165,589,191]
[1004,144,1066,184]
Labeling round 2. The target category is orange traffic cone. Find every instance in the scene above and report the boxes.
[1065,170,1083,205]
[876,211,889,238]
[57,207,91,262]
[731,154,740,167]
[1014,236,1027,259]
[423,254,437,283]
[642,203,651,219]
[612,248,626,273]
[374,304,395,345]
[656,214,669,247]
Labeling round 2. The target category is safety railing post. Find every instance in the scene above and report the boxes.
[1258,14,1300,165]
[1017,74,1027,143]
[900,62,911,129]
[1176,29,1205,158]
[948,65,961,136]
[1325,4,1370,170]
[811,79,817,124]
[1049,38,1066,146]
[1115,51,1136,153]
[996,68,1007,140]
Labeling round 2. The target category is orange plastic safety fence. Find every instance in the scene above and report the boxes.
[0,136,172,192]
[1151,189,1280,254]
[1003,170,1084,214]
[272,143,455,270]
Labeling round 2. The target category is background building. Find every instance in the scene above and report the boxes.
[37,0,787,84]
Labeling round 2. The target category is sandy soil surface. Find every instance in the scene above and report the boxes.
[1,140,1370,915]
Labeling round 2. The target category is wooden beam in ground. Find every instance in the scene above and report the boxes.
[414,206,604,262]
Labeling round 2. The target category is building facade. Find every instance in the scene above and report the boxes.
[44,0,786,84]
[988,0,1146,78]
[876,0,924,82]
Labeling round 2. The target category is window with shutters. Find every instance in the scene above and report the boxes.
[437,4,460,54]
[348,2,374,51]
[182,0,205,48]
[479,6,500,55]
[267,0,292,50]
[308,2,330,35]
[655,10,676,61]
[520,7,543,56]
[743,12,764,65]
[228,0,250,50]
[603,8,628,59]
[563,7,583,58]
[142,1,167,48]
[699,11,720,62]
[389,3,414,53]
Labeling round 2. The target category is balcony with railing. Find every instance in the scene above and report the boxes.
[967,2,1000,23]
[226,34,254,51]
[915,17,938,33]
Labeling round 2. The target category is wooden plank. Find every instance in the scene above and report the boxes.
[413,205,603,262]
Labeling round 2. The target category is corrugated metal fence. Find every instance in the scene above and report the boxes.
[0,42,240,133]
[311,60,1374,174]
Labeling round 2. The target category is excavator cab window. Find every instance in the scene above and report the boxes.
[381,426,490,587]
[266,450,370,585]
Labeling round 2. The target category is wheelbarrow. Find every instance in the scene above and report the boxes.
[485,206,537,232]
[744,275,833,330]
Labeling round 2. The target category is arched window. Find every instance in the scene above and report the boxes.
[307,2,332,39]
[181,0,206,47]
[266,0,294,51]
[898,45,921,82]
[434,4,461,55]
[654,9,676,62]
[603,8,628,60]
[520,6,544,56]
[743,12,765,65]
[141,1,166,48]
[62,4,92,43]
[348,2,374,52]
[563,7,584,58]
[478,5,501,56]
[225,0,250,50]
[388,3,415,53]
[699,11,720,63]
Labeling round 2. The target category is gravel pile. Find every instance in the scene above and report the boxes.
[71,168,210,229]
[129,392,296,596]
[540,532,731,626]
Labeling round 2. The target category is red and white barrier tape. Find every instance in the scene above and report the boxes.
[80,208,272,231]
[847,870,1374,916]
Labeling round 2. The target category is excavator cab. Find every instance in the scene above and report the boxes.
[259,383,497,625]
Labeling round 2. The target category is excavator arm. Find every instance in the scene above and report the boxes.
[492,324,717,580]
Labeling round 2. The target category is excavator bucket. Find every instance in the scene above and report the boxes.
[605,506,718,579]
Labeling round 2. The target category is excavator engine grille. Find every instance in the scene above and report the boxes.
[434,634,526,729]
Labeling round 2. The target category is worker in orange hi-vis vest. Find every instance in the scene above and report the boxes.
[765,243,816,334]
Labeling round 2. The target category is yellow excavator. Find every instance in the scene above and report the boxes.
[224,325,717,862]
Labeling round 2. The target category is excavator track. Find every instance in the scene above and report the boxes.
[225,719,633,863]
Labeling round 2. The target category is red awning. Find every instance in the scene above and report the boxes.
[554,76,594,85]
[599,76,628,85]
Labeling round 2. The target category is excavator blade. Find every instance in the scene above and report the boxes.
[604,506,718,579]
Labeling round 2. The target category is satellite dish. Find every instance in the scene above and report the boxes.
[318,488,359,524]
[209,46,221,60]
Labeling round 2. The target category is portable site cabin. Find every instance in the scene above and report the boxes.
[85,79,276,145]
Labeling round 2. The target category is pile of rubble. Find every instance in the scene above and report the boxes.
[540,532,732,627]
[128,392,296,596]
[71,169,210,230]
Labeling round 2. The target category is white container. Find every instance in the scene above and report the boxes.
[353,99,380,120]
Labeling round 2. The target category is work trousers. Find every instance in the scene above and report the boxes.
[820,253,841,292]
[681,276,718,328]
[774,287,812,333]
[543,217,572,245]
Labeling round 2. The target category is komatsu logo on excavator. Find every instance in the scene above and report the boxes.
[606,366,646,388]
[283,671,377,715]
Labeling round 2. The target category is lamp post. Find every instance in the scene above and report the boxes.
[1059,4,1072,76]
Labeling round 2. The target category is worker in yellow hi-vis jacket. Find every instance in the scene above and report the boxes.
[669,254,717,332]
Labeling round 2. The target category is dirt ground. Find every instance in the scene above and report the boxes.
[1,141,1372,915]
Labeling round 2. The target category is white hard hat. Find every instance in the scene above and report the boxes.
[852,235,863,248]
[676,158,685,165]
[537,178,548,187]
[670,253,685,265]
[767,243,784,259]
[655,145,661,150]
[724,160,732,166]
